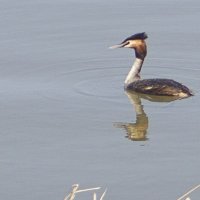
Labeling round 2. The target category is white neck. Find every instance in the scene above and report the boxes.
[124,58,143,88]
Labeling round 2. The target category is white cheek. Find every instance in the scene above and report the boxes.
[125,40,136,48]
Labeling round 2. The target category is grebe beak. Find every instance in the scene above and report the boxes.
[109,41,129,49]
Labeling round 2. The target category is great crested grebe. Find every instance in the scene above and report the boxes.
[110,32,193,98]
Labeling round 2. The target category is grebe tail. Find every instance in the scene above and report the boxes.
[110,32,193,98]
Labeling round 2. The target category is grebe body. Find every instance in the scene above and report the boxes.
[126,78,192,98]
[110,32,193,98]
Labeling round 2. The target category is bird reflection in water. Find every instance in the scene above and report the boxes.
[114,91,181,141]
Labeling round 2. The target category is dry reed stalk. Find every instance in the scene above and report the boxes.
[177,184,200,200]
[99,188,107,200]
[93,193,97,200]
[64,184,105,200]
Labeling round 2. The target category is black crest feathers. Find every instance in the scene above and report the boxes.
[122,32,148,43]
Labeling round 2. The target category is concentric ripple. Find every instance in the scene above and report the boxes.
[70,57,199,98]
[43,57,199,106]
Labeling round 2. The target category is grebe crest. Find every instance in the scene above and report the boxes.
[110,32,193,98]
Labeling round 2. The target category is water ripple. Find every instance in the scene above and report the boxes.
[67,57,199,101]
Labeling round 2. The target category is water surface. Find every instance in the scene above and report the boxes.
[0,0,200,200]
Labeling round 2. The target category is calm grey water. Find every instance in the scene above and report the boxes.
[0,0,200,200]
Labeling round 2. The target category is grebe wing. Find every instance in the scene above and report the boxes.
[126,79,193,97]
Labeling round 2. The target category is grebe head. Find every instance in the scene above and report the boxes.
[110,32,148,60]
